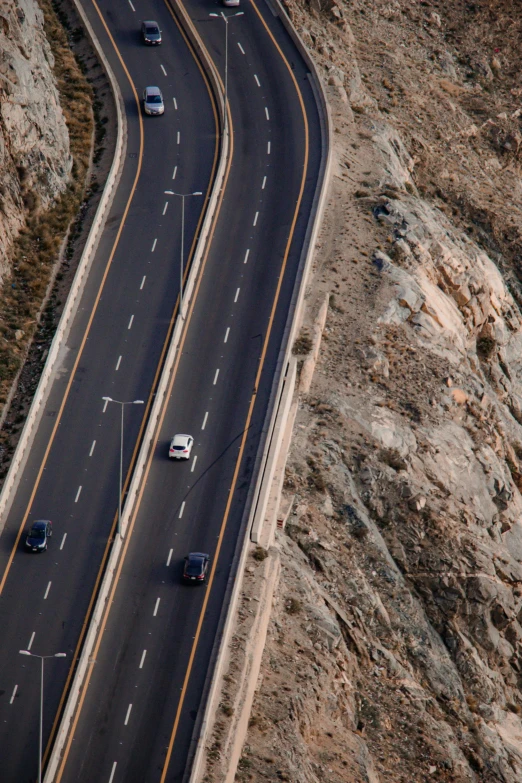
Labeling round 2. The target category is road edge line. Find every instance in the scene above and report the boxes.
[43,18,228,783]
[0,0,127,532]
[186,4,333,781]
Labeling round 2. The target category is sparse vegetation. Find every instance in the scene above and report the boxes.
[252,546,268,562]
[292,329,313,355]
[285,597,302,615]
[476,334,496,359]
[0,0,93,406]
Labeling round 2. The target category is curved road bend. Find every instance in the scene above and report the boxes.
[56,0,323,782]
[0,1,218,780]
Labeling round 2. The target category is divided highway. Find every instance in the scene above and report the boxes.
[0,1,218,779]
[0,0,325,781]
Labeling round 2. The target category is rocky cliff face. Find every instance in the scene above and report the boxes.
[236,1,522,781]
[0,0,71,278]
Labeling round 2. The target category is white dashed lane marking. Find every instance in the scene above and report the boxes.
[166,549,173,567]
[201,412,208,430]
[177,132,180,145]
[253,212,259,226]
[172,166,177,180]
[224,327,230,343]
[124,704,133,725]
[140,275,146,290]
[163,202,168,216]
[179,502,185,519]
[115,356,122,371]
[237,42,245,54]
[109,762,117,783]
[173,97,178,110]
[254,74,261,86]
[128,315,134,330]
[262,176,266,190]
[28,632,35,651]
[191,455,197,472]
[244,249,250,264]
[44,581,51,600]
[234,288,240,303]
[103,398,109,413]
[265,107,270,120]
[151,238,157,252]
[160,65,167,76]
[60,533,67,551]
[9,685,18,705]
[213,369,220,385]
[267,141,271,154]
[139,650,147,669]
[75,486,82,503]
[89,440,96,456]
[153,598,160,617]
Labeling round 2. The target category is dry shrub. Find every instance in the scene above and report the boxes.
[252,546,268,562]
[293,329,313,355]
[0,0,93,404]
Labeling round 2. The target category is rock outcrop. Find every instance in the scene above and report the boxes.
[0,0,71,279]
[231,0,522,781]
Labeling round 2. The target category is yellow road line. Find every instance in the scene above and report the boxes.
[159,2,310,780]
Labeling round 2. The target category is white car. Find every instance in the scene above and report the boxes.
[169,434,193,459]
[143,86,164,116]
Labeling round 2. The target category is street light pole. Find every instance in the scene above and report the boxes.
[19,650,66,783]
[163,191,202,318]
[102,397,144,536]
[39,655,43,783]
[209,12,244,133]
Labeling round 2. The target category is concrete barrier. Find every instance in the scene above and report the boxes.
[250,357,296,544]
[0,1,127,531]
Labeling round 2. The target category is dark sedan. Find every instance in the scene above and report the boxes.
[182,552,209,583]
[25,519,53,552]
[141,21,162,45]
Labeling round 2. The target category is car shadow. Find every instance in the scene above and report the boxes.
[172,424,257,517]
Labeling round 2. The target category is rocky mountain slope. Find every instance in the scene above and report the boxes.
[233,1,522,781]
[0,0,71,278]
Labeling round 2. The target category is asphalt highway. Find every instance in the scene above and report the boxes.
[0,0,324,780]
[0,1,218,780]
[54,1,323,781]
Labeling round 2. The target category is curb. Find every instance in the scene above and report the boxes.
[44,8,227,782]
[187,2,333,780]
[0,0,127,531]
